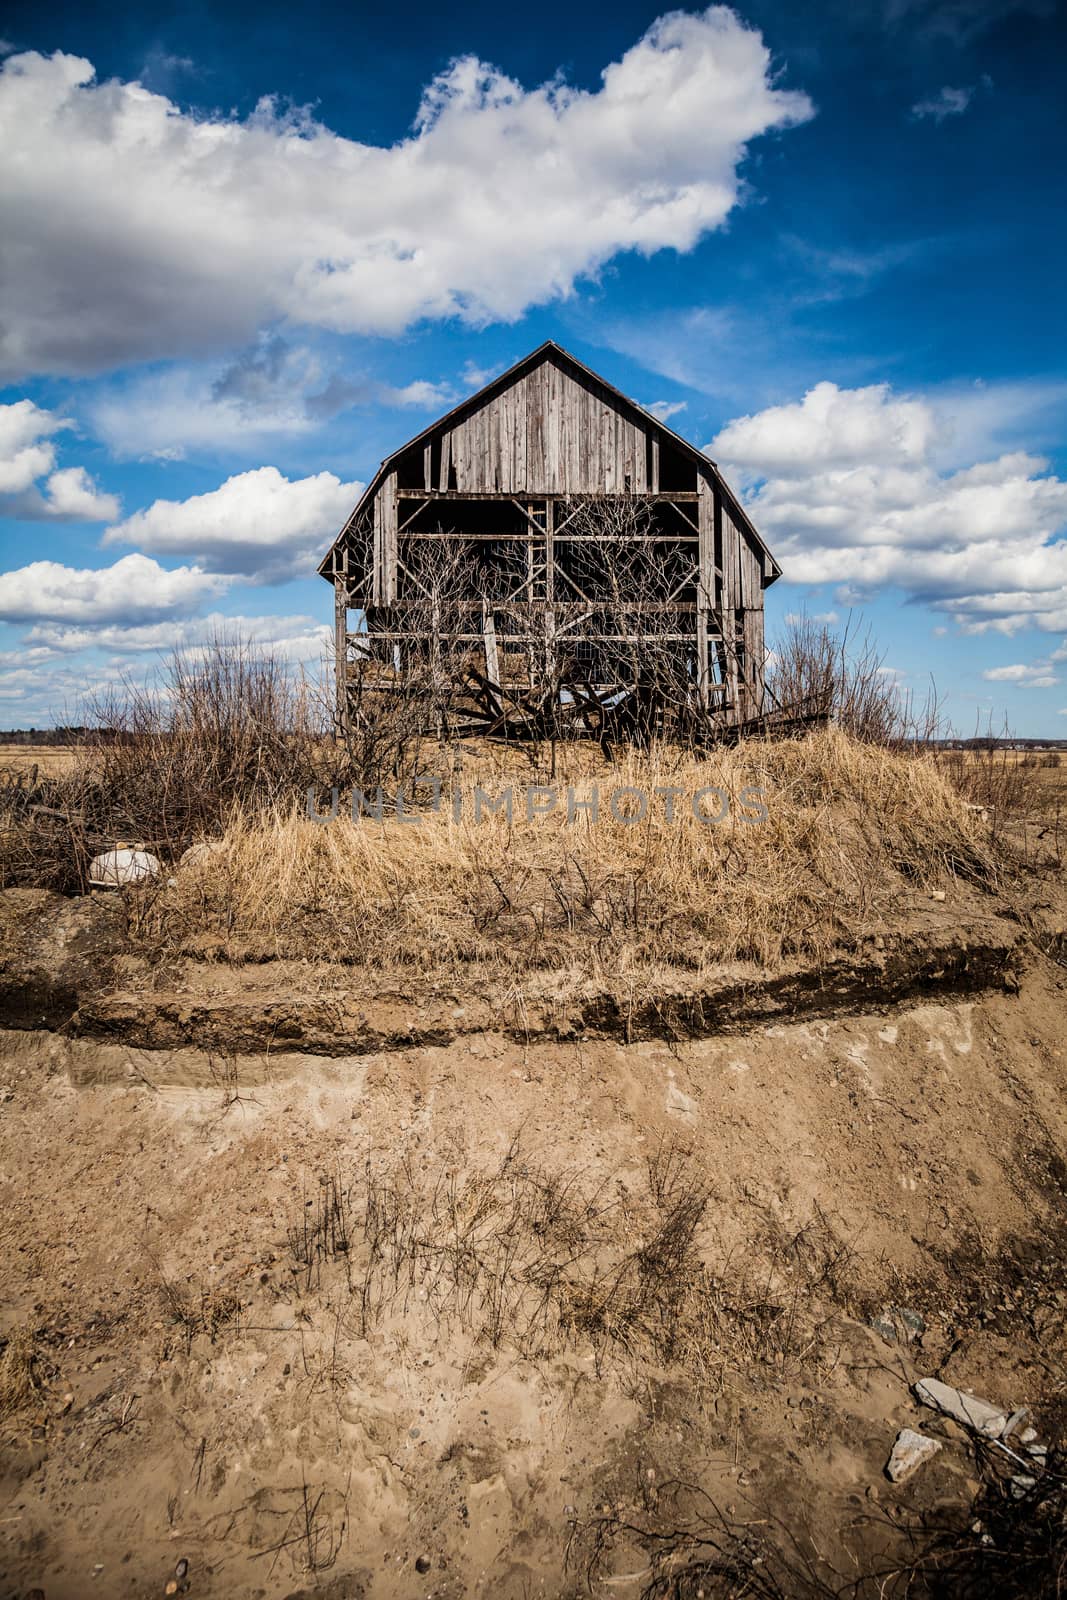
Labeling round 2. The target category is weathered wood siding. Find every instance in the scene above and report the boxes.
[440,358,650,495]
[329,341,777,735]
[372,470,398,605]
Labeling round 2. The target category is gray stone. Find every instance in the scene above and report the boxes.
[870,1307,927,1344]
[886,1428,942,1483]
[913,1378,1010,1438]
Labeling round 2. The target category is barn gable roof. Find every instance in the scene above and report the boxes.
[317,340,779,582]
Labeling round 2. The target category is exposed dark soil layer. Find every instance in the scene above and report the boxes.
[0,887,1034,1057]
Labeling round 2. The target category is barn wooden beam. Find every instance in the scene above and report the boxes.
[397,497,430,535]
[482,603,500,687]
[395,489,701,502]
[397,531,697,543]
[665,501,700,535]
[355,632,711,644]
[334,569,349,739]
[358,600,710,616]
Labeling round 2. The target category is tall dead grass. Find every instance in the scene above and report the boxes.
[153,727,995,973]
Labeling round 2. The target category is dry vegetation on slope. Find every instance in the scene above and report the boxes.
[155,729,998,975]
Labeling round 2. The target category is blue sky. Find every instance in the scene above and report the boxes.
[1,0,1065,733]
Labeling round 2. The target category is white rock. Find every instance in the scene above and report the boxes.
[886,1428,942,1483]
[914,1378,1011,1438]
[1020,1427,1038,1444]
[89,847,161,887]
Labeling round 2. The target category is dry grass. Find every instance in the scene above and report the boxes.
[0,744,80,778]
[151,727,996,975]
[284,1139,852,1386]
[570,1448,1067,1600]
[0,1326,42,1419]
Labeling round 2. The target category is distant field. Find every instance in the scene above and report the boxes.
[0,743,81,778]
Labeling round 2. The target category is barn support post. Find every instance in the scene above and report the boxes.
[696,480,714,717]
[334,570,349,742]
[482,602,500,687]
[544,497,558,772]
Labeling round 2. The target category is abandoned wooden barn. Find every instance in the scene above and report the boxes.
[319,342,781,742]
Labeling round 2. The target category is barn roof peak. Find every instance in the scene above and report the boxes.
[380,338,714,478]
[317,340,777,580]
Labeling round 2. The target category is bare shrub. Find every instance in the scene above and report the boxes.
[82,633,343,850]
[769,614,938,746]
[0,787,91,895]
[343,532,482,784]
[569,1444,1067,1599]
[569,1478,801,1599]
[350,494,758,756]
[0,632,353,890]
[284,1140,856,1386]
[936,738,1040,828]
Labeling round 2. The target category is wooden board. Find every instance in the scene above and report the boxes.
[438,350,658,496]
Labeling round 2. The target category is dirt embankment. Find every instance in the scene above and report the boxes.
[1,942,1066,1599]
[0,884,1032,1056]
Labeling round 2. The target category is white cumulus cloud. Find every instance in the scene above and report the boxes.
[0,553,229,625]
[709,381,1067,633]
[712,381,936,476]
[0,14,813,377]
[0,399,118,518]
[983,662,1059,687]
[0,399,67,492]
[26,611,330,660]
[102,466,363,581]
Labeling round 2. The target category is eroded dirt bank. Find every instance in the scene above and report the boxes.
[1,955,1066,1599]
[0,885,1033,1054]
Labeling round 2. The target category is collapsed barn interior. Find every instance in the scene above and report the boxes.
[320,343,781,743]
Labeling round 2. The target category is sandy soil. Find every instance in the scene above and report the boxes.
[1,950,1066,1599]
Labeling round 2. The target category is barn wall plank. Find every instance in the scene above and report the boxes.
[601,403,616,493]
[513,373,527,489]
[372,490,384,607]
[527,364,545,489]
[382,470,398,604]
